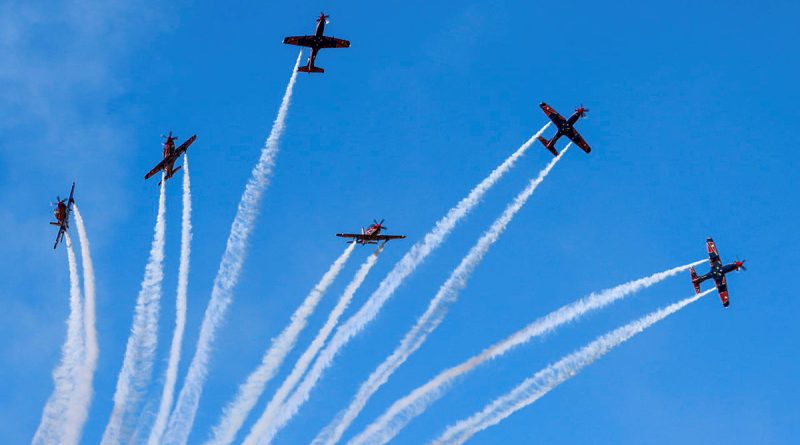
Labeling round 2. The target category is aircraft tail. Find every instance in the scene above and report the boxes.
[50,222,60,226]
[298,65,324,73]
[537,136,558,156]
[689,267,701,294]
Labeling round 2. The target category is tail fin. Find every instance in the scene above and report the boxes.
[537,136,558,156]
[690,267,701,294]
[297,65,324,73]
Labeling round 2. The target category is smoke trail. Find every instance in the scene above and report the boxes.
[101,177,168,445]
[237,245,385,445]
[149,157,194,445]
[67,205,99,443]
[243,124,553,445]
[162,52,302,445]
[316,146,570,445]
[432,289,713,445]
[348,259,707,445]
[207,243,356,445]
[33,235,85,445]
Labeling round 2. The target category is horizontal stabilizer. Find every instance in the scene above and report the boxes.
[538,136,558,156]
[298,65,324,73]
[50,222,60,226]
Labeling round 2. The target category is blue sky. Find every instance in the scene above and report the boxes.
[1,0,798,444]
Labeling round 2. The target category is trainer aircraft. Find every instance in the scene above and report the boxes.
[537,102,592,156]
[690,237,746,307]
[283,13,350,73]
[336,219,406,245]
[144,131,196,185]
[51,182,76,249]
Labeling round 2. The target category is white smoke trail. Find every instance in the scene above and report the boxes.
[207,243,356,445]
[101,177,168,445]
[348,259,707,445]
[432,289,713,445]
[242,124,553,445]
[33,235,85,445]
[238,245,386,445]
[162,52,302,445]
[316,146,570,445]
[149,156,194,445]
[67,205,99,443]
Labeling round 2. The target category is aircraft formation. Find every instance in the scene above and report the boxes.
[52,13,745,303]
[41,10,750,445]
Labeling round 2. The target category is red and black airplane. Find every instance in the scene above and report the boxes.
[336,219,406,245]
[283,13,350,73]
[690,237,746,307]
[144,131,196,185]
[51,182,76,249]
[537,102,592,156]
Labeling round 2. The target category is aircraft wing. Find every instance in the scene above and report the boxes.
[145,159,169,180]
[564,129,592,153]
[374,235,406,241]
[706,238,722,268]
[283,35,317,47]
[539,102,567,127]
[53,224,66,249]
[67,182,76,205]
[335,233,406,243]
[174,134,197,156]
[713,274,730,307]
[317,36,350,48]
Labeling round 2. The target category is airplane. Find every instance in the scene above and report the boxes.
[144,131,197,185]
[336,219,406,245]
[690,237,746,307]
[537,102,592,156]
[283,12,350,73]
[50,182,76,249]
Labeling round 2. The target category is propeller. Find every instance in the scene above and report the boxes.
[374,218,387,230]
[737,258,747,271]
[576,104,589,118]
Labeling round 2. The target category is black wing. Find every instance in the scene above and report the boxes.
[145,159,170,180]
[714,274,730,307]
[563,128,591,153]
[283,36,317,47]
[53,225,66,249]
[174,134,197,157]
[374,235,406,241]
[67,182,76,205]
[318,36,350,48]
[539,102,567,127]
[706,238,722,268]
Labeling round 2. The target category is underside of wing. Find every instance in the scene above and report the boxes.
[54,226,65,249]
[715,275,730,306]
[145,160,168,180]
[375,235,406,241]
[706,238,721,266]
[318,36,350,48]
[175,134,197,156]
[283,35,316,47]
[540,103,567,127]
[565,130,591,153]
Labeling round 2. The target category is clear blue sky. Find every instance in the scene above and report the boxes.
[1,1,798,444]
